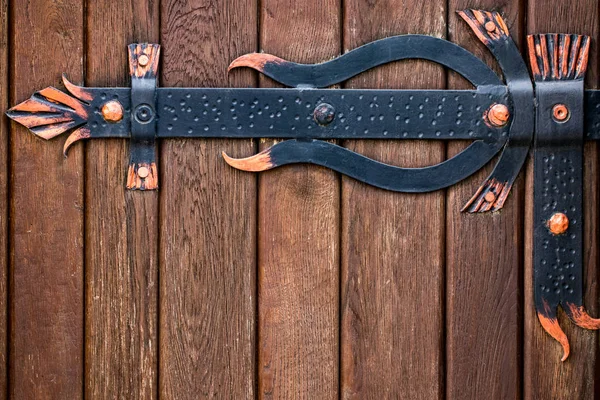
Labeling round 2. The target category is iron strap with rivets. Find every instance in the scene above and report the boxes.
[6,9,600,362]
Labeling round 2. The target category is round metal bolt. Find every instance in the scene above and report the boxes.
[138,54,149,67]
[486,103,510,127]
[101,100,124,123]
[484,191,496,203]
[135,104,154,123]
[553,104,569,122]
[313,103,336,125]
[137,166,150,179]
[547,212,569,235]
[485,21,496,32]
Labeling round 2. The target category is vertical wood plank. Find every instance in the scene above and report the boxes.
[85,2,159,399]
[159,1,257,397]
[340,2,445,399]
[256,2,340,398]
[524,2,599,398]
[0,0,7,397]
[10,0,84,398]
[446,2,522,399]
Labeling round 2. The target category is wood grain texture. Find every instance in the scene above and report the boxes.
[10,0,84,398]
[159,1,257,397]
[85,2,159,399]
[340,2,445,399]
[446,2,522,399]
[524,2,599,398]
[0,0,7,397]
[257,1,340,398]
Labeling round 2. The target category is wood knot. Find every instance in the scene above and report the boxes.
[485,103,509,127]
[547,212,569,235]
[101,100,124,122]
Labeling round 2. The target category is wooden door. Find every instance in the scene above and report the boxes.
[2,0,599,398]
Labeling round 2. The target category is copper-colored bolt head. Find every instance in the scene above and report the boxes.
[552,104,569,122]
[486,103,510,127]
[484,21,496,32]
[547,212,569,235]
[484,191,496,202]
[138,54,149,67]
[101,100,124,123]
[137,166,150,179]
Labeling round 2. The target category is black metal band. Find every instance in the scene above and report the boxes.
[127,44,160,190]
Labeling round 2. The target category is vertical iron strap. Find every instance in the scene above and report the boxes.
[127,43,160,190]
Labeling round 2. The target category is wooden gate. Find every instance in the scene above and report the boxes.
[1,0,599,398]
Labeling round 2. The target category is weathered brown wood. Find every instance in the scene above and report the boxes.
[10,1,84,398]
[524,2,599,398]
[340,2,445,398]
[446,2,522,398]
[257,2,340,398]
[0,0,7,397]
[85,2,159,398]
[159,1,257,397]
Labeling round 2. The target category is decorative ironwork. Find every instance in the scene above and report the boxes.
[6,9,600,361]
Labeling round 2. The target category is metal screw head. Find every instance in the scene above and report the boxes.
[486,103,510,127]
[134,104,154,123]
[138,54,149,67]
[137,166,150,179]
[101,100,124,123]
[547,212,569,235]
[484,191,496,202]
[484,21,496,32]
[553,104,569,122]
[313,103,336,125]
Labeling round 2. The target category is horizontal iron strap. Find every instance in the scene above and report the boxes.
[156,88,509,140]
[86,87,510,140]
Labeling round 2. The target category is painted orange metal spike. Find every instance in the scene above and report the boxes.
[222,150,274,172]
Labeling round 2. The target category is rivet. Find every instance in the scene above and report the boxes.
[552,104,569,122]
[313,103,336,125]
[137,166,150,179]
[486,103,510,127]
[101,100,124,122]
[138,54,149,67]
[485,21,496,32]
[484,191,496,202]
[547,212,569,235]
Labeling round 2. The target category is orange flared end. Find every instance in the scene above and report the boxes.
[63,127,91,156]
[565,303,600,330]
[228,53,286,72]
[222,150,274,172]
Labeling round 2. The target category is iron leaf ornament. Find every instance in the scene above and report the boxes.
[7,9,600,362]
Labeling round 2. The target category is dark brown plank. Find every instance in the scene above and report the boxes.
[524,2,599,398]
[85,2,159,398]
[256,2,340,398]
[446,2,522,399]
[10,1,85,398]
[340,2,445,398]
[159,1,257,397]
[0,0,7,397]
